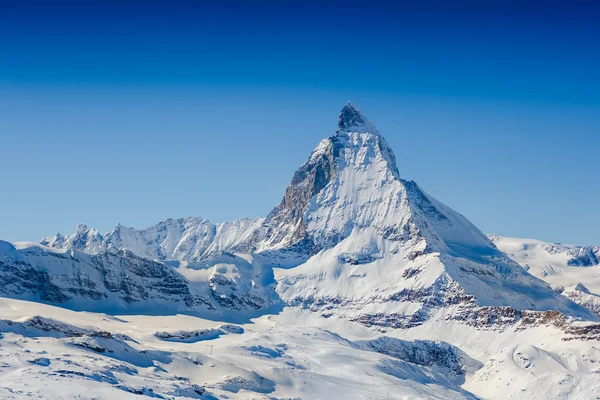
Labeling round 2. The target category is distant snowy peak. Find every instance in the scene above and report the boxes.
[488,235,600,268]
[42,217,265,262]
[41,224,103,254]
[39,232,66,249]
[102,217,216,261]
[489,235,600,317]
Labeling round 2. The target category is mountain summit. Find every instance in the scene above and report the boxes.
[337,101,378,134]
[271,103,593,325]
[28,102,597,325]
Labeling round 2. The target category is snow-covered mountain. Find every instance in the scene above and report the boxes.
[268,103,595,329]
[41,217,265,262]
[490,235,600,317]
[1,102,600,399]
[36,102,594,327]
[0,239,279,316]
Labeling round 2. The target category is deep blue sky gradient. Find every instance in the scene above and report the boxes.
[1,1,599,244]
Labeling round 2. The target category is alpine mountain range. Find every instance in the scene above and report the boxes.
[1,102,599,399]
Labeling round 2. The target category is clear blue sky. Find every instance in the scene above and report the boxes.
[1,1,599,245]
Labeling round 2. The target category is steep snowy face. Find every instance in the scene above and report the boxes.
[304,130,410,251]
[490,235,600,317]
[262,102,497,262]
[261,102,422,259]
[274,103,593,324]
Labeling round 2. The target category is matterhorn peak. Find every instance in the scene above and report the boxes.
[337,101,378,134]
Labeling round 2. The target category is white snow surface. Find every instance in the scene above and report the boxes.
[490,235,600,317]
[0,299,599,399]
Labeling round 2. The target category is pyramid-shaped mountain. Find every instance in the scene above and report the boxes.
[10,102,595,326]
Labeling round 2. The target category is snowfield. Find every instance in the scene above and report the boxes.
[0,298,599,399]
[490,235,600,318]
[1,102,599,399]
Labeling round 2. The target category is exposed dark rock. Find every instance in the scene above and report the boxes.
[263,135,341,254]
[568,246,600,267]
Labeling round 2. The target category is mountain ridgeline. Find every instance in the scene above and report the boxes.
[2,102,599,331]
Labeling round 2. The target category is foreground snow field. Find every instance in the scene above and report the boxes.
[1,103,599,399]
[0,298,599,399]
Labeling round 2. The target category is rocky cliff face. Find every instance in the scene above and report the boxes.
[0,240,278,314]
[567,246,600,267]
[0,240,200,312]
[260,135,341,257]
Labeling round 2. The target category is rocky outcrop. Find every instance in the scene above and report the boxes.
[355,336,480,379]
[447,306,600,341]
[556,283,600,317]
[261,135,341,256]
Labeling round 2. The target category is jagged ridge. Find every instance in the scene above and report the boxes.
[21,102,599,327]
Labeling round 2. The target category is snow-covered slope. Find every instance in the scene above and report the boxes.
[0,299,598,399]
[270,102,594,327]
[490,235,600,317]
[0,240,279,316]
[0,299,486,399]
